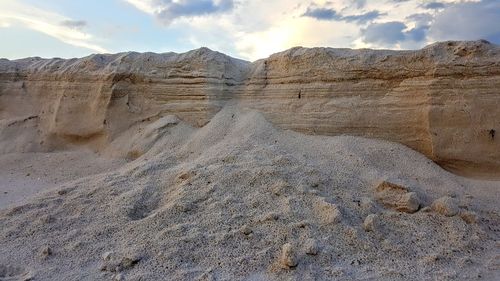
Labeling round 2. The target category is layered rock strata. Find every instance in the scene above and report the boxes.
[0,40,499,176]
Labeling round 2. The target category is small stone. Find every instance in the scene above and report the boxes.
[304,239,319,255]
[459,210,478,224]
[420,206,432,212]
[432,196,459,217]
[119,256,141,270]
[40,246,52,258]
[241,225,253,235]
[113,273,124,281]
[313,198,342,224]
[363,214,378,232]
[102,251,114,261]
[57,189,68,196]
[280,243,298,268]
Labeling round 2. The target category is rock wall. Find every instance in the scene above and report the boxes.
[0,40,499,176]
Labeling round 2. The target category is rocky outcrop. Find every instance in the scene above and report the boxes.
[0,40,499,176]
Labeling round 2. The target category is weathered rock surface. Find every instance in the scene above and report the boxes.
[1,40,499,176]
[374,180,421,213]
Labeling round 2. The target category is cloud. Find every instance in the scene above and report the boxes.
[429,0,500,44]
[361,21,407,45]
[302,7,340,21]
[406,25,429,42]
[302,4,384,24]
[60,20,87,29]
[125,0,234,24]
[0,1,108,53]
[343,11,385,24]
[421,2,445,10]
[351,0,367,9]
[406,13,433,25]
[124,0,499,59]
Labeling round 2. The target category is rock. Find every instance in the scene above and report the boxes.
[113,273,124,281]
[313,198,342,224]
[102,251,114,261]
[363,214,378,232]
[420,206,432,212]
[374,181,420,213]
[459,210,478,224]
[40,246,52,258]
[100,252,141,273]
[279,243,298,268]
[431,196,459,217]
[241,225,253,235]
[304,239,319,255]
[119,256,141,270]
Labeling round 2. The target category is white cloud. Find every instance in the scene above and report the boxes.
[0,0,109,53]
[124,0,234,24]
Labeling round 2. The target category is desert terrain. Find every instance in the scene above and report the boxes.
[0,40,499,280]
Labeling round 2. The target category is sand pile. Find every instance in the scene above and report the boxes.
[0,106,498,280]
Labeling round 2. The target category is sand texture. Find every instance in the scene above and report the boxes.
[0,106,499,280]
[0,41,499,280]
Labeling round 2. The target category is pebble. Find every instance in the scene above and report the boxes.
[363,214,378,232]
[280,243,298,268]
[304,239,319,255]
[40,246,52,259]
[241,225,253,235]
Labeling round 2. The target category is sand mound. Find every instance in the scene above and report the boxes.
[0,106,498,280]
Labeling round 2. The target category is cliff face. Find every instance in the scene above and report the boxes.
[0,41,499,176]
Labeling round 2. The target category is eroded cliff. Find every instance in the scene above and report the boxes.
[0,40,499,176]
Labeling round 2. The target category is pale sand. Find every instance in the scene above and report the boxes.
[0,151,125,208]
[0,106,498,280]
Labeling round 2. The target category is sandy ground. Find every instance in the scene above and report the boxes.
[0,151,125,208]
[0,107,499,280]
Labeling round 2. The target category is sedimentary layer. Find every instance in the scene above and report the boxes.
[0,40,499,176]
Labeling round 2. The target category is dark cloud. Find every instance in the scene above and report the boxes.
[302,4,383,24]
[343,11,385,24]
[153,0,234,24]
[429,0,500,44]
[363,0,500,48]
[60,20,87,29]
[362,22,407,45]
[361,20,431,46]
[421,2,445,10]
[406,25,429,42]
[302,7,341,21]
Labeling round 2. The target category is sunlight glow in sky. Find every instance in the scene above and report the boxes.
[0,0,499,61]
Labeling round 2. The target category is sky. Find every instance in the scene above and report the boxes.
[0,0,499,61]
